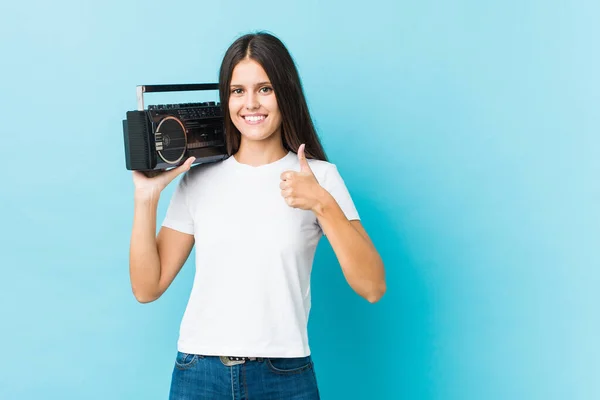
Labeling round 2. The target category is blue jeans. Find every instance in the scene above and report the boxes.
[169,351,321,399]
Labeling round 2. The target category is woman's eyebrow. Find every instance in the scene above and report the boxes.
[230,81,272,88]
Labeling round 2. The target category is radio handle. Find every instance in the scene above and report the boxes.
[136,83,219,111]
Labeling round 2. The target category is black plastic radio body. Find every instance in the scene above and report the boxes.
[122,83,229,171]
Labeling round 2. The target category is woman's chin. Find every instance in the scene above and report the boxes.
[240,130,277,142]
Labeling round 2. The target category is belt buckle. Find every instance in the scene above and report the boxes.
[220,356,246,366]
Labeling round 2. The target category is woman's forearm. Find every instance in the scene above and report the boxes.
[313,190,386,303]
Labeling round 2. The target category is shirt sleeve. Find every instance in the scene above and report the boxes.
[161,173,195,235]
[317,164,360,232]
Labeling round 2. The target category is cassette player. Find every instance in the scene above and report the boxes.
[122,83,229,171]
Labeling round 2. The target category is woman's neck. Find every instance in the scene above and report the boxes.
[233,135,288,167]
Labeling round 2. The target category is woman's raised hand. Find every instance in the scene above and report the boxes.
[132,156,196,200]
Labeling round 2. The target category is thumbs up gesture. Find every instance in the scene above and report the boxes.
[280,144,325,211]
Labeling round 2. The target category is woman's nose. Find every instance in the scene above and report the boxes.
[245,93,259,110]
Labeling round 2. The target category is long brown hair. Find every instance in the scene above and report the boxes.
[218,32,328,161]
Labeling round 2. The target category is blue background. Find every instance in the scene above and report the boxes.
[1,0,598,399]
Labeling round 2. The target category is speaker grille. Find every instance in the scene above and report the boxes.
[124,111,152,170]
[156,117,187,164]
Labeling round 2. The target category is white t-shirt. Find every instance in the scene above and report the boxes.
[161,150,360,357]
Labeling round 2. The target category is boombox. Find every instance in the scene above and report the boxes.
[122,83,229,171]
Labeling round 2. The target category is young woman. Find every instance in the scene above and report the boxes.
[129,32,386,400]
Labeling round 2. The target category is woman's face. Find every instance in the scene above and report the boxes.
[228,58,283,144]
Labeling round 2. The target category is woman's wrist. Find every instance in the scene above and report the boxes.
[134,187,161,205]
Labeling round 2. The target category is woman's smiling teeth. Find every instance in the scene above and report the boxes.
[243,115,267,124]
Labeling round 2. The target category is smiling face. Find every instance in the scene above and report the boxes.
[228,58,283,144]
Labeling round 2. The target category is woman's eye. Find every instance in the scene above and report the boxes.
[231,88,243,94]
[260,87,273,93]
